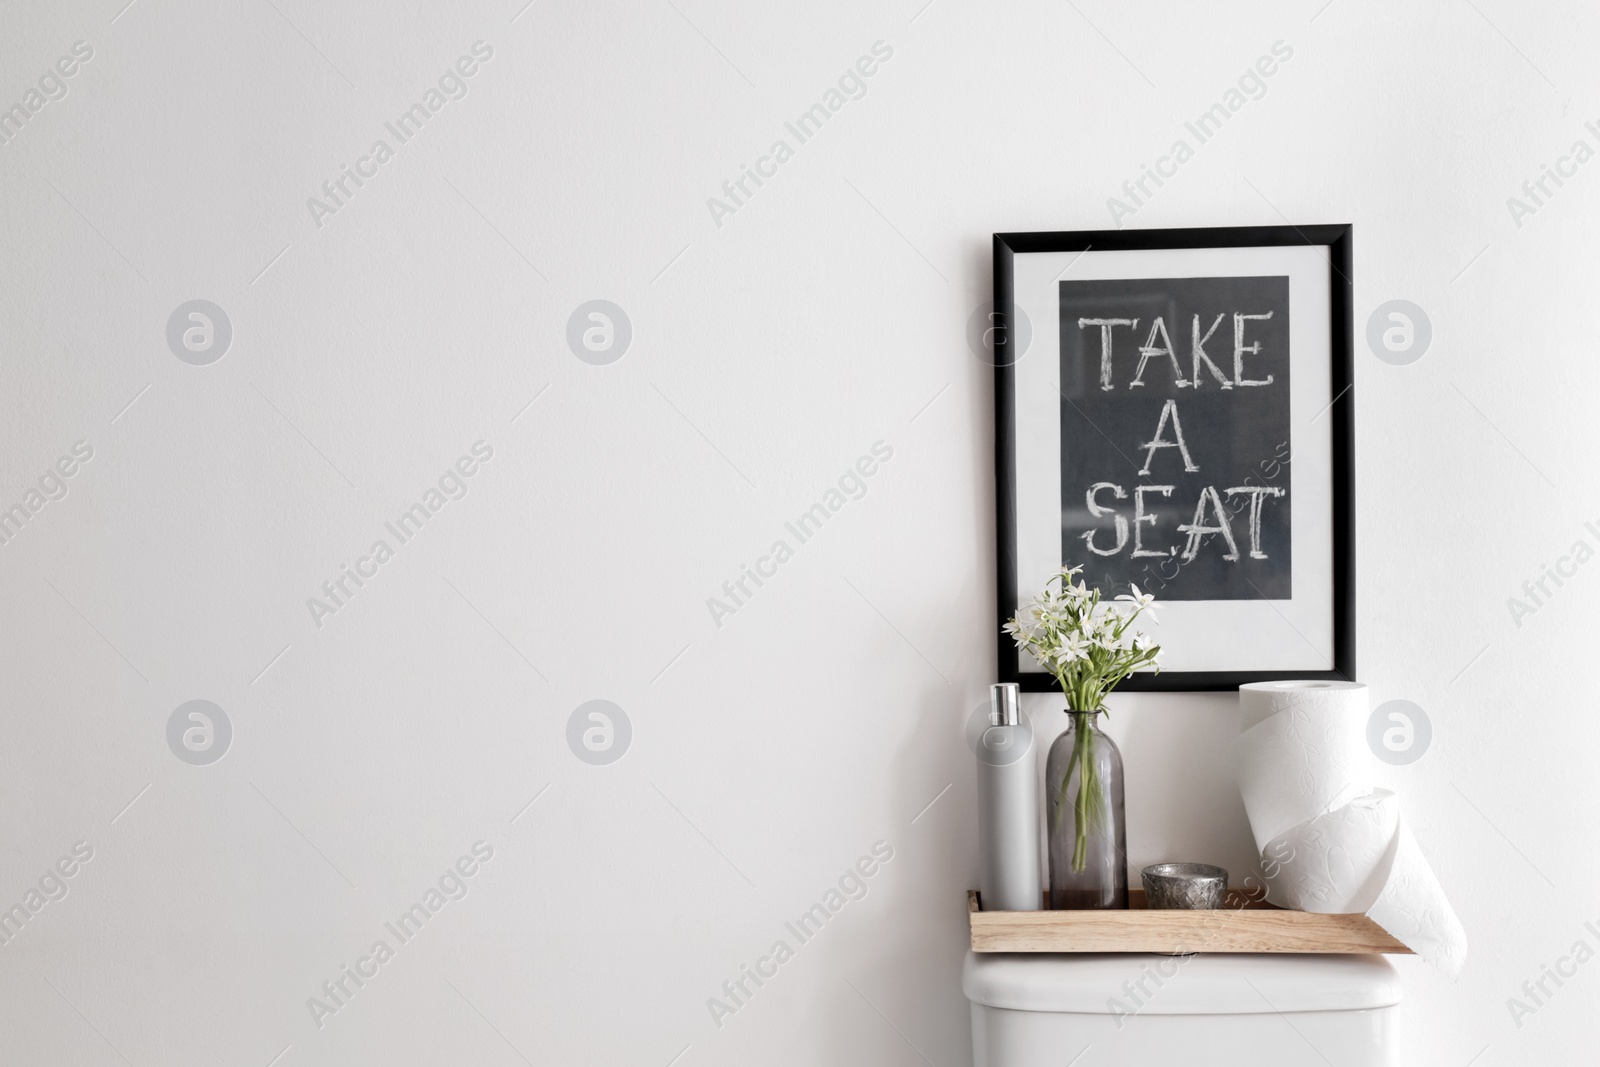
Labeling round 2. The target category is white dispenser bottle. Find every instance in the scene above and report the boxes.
[976,683,1041,911]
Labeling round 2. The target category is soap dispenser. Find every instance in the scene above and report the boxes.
[975,682,1041,911]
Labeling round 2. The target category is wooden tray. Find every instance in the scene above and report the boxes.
[968,890,1411,954]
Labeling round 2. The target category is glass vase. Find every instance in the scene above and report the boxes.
[1045,710,1128,909]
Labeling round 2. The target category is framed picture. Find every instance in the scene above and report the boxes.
[993,224,1354,692]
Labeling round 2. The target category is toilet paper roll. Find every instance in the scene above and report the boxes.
[1368,818,1470,973]
[1238,678,1368,732]
[1235,681,1373,853]
[1234,681,1467,975]
[1258,790,1398,913]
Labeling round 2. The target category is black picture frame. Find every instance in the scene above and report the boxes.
[993,224,1354,692]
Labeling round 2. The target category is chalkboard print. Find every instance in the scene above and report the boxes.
[1059,276,1291,601]
[995,225,1354,690]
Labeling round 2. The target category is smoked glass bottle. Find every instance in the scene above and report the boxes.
[1045,710,1128,909]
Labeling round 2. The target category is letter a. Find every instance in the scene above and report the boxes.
[1177,486,1240,562]
[707,997,739,1029]
[307,597,338,629]
[307,197,338,229]
[1106,196,1138,226]
[706,597,738,628]
[707,197,738,229]
[1139,399,1199,475]
[308,997,339,1029]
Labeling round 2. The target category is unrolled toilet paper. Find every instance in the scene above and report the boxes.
[1234,681,1467,975]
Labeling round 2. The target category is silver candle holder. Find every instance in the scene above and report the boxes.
[1141,863,1229,909]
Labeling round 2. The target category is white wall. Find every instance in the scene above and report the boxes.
[0,0,1594,1063]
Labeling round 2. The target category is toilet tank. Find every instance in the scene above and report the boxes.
[963,951,1400,1067]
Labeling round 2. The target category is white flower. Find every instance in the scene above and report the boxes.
[1050,632,1089,666]
[1116,583,1158,622]
[1100,624,1134,651]
[1007,562,1162,693]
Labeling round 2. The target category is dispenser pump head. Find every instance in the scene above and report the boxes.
[989,683,1020,726]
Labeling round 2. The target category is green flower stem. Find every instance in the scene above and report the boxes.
[1069,712,1103,873]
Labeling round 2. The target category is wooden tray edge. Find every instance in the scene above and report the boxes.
[966,890,1413,955]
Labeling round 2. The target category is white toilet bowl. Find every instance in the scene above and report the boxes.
[964,951,1399,1067]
